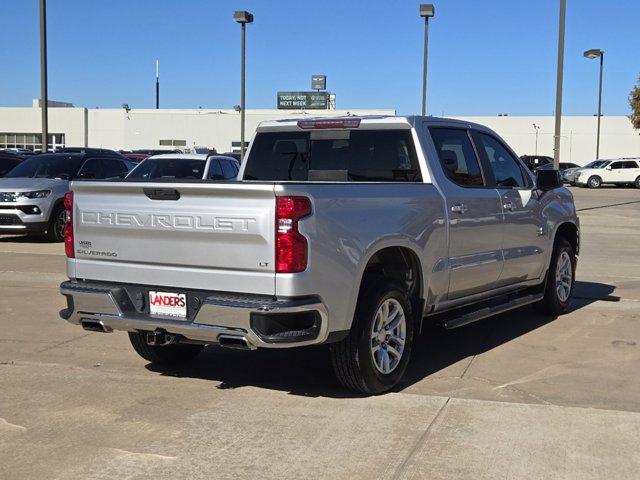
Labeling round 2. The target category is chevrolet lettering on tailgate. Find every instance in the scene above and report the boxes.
[81,211,258,232]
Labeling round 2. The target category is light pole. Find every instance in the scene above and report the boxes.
[583,48,604,159]
[552,0,567,170]
[234,10,253,161]
[533,123,540,155]
[419,4,435,116]
[39,0,48,152]
[155,60,160,109]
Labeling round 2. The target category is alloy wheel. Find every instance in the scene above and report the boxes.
[555,251,572,303]
[370,298,407,374]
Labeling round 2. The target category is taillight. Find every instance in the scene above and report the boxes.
[63,191,74,258]
[275,196,311,273]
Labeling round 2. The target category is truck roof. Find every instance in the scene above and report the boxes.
[256,115,491,132]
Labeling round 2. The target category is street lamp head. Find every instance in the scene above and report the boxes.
[233,105,242,112]
[583,48,603,59]
[233,10,254,24]
[419,4,435,18]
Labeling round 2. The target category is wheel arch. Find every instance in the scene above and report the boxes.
[48,197,66,219]
[353,244,425,328]
[554,221,579,256]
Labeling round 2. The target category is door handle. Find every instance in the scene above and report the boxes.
[503,202,514,211]
[451,203,467,214]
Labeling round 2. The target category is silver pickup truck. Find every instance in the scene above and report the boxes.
[59,116,579,394]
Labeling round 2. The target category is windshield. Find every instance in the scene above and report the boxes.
[588,160,610,169]
[5,154,83,179]
[126,158,206,181]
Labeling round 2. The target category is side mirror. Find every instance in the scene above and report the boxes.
[536,169,562,191]
[605,166,612,171]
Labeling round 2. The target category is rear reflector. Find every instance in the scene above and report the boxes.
[297,118,361,130]
[275,196,312,273]
[63,191,74,258]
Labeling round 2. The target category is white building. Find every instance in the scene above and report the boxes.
[0,102,638,165]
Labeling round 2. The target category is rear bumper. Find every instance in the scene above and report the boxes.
[59,280,330,349]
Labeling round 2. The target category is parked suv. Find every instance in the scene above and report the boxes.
[59,116,579,393]
[574,159,640,188]
[126,154,239,181]
[0,151,134,241]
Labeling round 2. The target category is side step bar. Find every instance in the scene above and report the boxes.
[437,293,544,330]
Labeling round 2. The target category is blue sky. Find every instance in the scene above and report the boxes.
[1,0,638,115]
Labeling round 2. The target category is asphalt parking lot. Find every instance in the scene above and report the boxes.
[1,186,639,479]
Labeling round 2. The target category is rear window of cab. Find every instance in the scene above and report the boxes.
[243,129,422,182]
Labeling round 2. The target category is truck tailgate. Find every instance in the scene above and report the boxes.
[70,181,276,295]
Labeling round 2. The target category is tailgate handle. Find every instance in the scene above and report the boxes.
[144,188,181,201]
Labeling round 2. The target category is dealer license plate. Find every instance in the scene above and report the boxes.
[149,291,187,318]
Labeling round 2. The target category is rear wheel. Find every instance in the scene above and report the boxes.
[330,279,414,394]
[587,175,602,188]
[535,237,575,315]
[46,204,67,242]
[128,331,204,365]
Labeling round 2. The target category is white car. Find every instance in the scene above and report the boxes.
[574,159,640,188]
[563,160,605,184]
[125,153,239,181]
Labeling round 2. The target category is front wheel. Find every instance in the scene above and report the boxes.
[587,175,602,188]
[635,176,640,189]
[128,331,204,365]
[535,238,576,315]
[330,279,414,394]
[46,204,67,242]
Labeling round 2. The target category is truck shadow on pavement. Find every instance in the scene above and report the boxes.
[145,281,617,398]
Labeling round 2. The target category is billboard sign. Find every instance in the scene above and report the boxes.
[277,91,329,110]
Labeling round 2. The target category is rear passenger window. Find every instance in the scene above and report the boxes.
[207,160,224,180]
[429,128,484,187]
[220,159,237,179]
[477,133,527,188]
[76,158,103,179]
[101,159,129,178]
[243,130,421,182]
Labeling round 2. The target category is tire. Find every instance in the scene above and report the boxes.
[128,331,204,365]
[330,279,414,394]
[635,176,640,189]
[587,175,602,188]
[46,204,67,242]
[535,237,575,316]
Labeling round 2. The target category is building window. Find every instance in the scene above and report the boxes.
[0,132,65,151]
[159,139,187,147]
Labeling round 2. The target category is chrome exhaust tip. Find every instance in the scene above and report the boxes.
[80,319,112,333]
[218,335,251,350]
